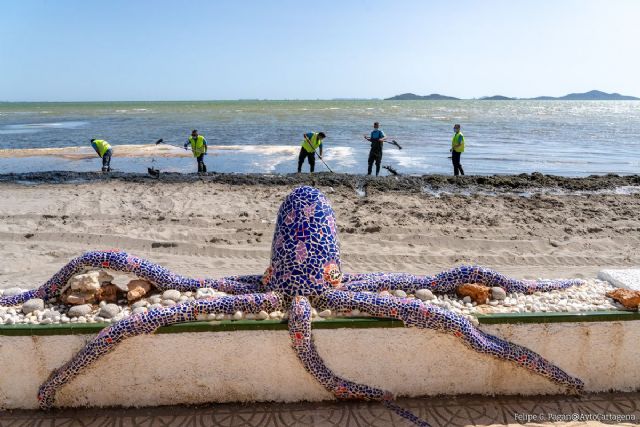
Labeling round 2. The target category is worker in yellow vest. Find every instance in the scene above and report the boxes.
[450,124,465,176]
[183,129,208,173]
[297,132,326,173]
[90,139,112,172]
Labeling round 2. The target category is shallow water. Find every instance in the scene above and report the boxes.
[1,100,639,176]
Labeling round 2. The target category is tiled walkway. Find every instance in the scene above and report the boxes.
[1,393,639,426]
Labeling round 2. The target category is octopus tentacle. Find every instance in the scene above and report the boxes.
[288,296,430,427]
[0,250,261,306]
[317,290,584,392]
[38,292,283,409]
[220,274,264,287]
[340,265,584,294]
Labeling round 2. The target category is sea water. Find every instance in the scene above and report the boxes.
[0,100,639,176]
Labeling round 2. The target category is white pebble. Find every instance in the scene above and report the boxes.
[162,290,181,302]
[232,311,243,320]
[416,289,435,301]
[132,307,148,315]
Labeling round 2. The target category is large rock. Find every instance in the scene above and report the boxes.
[415,289,435,301]
[127,279,153,301]
[64,291,96,305]
[606,289,640,309]
[491,287,507,301]
[99,303,121,319]
[97,284,120,303]
[68,304,93,317]
[456,284,491,305]
[22,298,44,314]
[68,271,102,292]
[162,289,181,302]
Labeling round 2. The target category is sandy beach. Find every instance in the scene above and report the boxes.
[1,172,638,291]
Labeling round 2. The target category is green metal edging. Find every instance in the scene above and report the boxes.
[0,318,404,336]
[0,311,639,336]
[475,310,640,324]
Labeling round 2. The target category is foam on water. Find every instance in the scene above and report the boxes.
[0,121,87,135]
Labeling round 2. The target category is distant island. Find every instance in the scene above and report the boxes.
[530,90,639,100]
[386,93,460,100]
[480,95,515,100]
[385,90,638,101]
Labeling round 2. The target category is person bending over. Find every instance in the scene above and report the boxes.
[90,138,112,172]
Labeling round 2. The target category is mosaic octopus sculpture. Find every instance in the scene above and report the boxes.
[0,186,585,426]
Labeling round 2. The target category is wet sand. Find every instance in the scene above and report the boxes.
[0,172,639,290]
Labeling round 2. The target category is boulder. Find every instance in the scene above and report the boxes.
[68,304,93,317]
[97,284,120,303]
[99,303,121,319]
[127,279,153,302]
[98,270,114,284]
[606,289,640,309]
[415,289,435,301]
[456,284,491,305]
[162,289,181,302]
[22,298,45,314]
[491,287,507,301]
[68,271,102,292]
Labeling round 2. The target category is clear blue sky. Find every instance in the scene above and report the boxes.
[1,0,639,101]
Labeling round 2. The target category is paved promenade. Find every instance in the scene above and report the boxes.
[1,392,638,426]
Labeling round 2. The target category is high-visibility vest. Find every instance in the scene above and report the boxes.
[188,135,206,157]
[93,139,111,158]
[301,133,322,153]
[451,132,465,153]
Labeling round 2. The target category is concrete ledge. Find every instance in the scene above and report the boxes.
[1,315,640,409]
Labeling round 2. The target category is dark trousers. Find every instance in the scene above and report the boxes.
[367,150,382,176]
[297,147,315,173]
[197,154,207,173]
[102,149,112,172]
[452,150,464,176]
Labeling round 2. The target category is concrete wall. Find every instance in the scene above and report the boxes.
[1,321,639,409]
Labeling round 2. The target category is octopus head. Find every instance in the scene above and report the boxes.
[263,186,342,297]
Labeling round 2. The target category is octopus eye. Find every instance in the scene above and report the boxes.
[323,263,342,287]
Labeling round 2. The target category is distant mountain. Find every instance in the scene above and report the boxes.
[480,95,515,100]
[386,90,638,101]
[385,93,460,100]
[529,90,639,100]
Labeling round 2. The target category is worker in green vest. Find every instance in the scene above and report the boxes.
[297,132,326,173]
[450,124,465,176]
[90,139,112,172]
[183,129,208,173]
